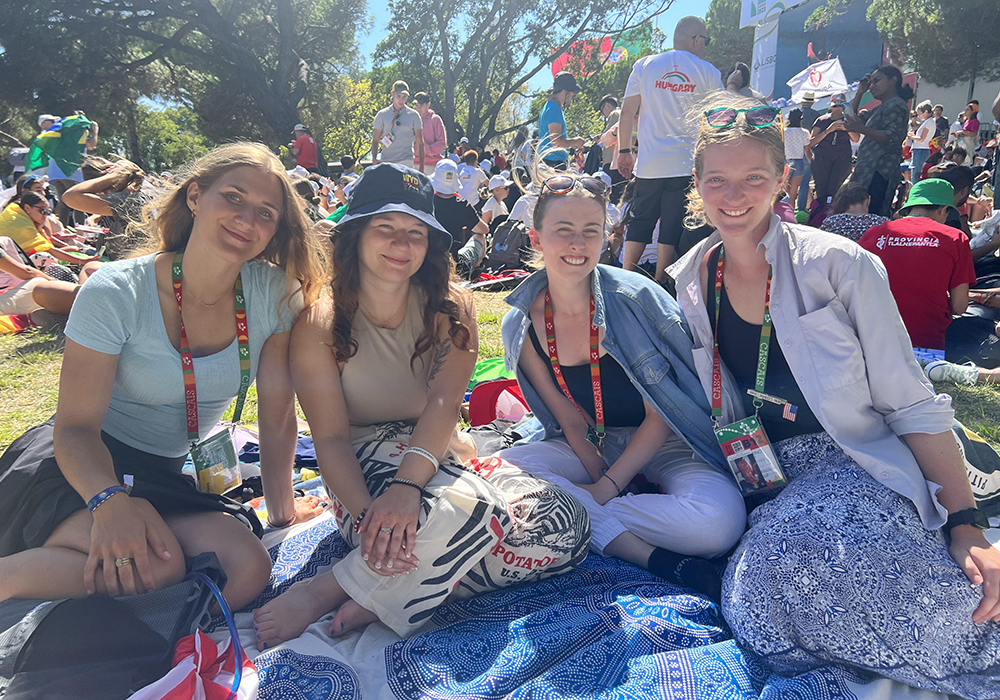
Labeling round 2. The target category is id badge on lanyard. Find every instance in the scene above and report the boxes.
[381,108,401,148]
[174,249,249,495]
[710,245,788,495]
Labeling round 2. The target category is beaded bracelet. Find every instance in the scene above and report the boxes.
[602,473,623,497]
[402,446,439,472]
[352,508,368,534]
[87,485,128,514]
[390,477,425,495]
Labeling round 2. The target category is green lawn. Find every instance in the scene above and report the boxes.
[2,291,999,453]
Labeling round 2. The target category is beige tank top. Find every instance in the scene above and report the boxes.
[340,285,432,428]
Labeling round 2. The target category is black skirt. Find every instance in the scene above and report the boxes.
[0,420,262,557]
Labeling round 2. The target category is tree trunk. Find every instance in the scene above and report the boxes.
[126,103,146,171]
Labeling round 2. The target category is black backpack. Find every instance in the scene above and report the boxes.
[484,218,531,269]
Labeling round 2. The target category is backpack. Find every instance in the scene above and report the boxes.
[484,218,531,269]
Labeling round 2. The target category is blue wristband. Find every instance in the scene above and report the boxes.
[87,485,128,513]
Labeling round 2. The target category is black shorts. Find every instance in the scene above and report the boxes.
[0,420,261,557]
[625,176,696,247]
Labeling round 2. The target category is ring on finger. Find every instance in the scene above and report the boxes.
[380,526,393,534]
[115,557,132,568]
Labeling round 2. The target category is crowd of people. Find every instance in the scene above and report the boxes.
[3,13,1000,700]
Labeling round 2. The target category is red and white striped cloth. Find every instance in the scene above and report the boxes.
[130,629,257,700]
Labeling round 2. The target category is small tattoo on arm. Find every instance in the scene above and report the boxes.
[427,338,451,387]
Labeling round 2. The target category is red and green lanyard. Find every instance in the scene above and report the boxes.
[172,249,251,446]
[710,244,774,426]
[543,290,605,453]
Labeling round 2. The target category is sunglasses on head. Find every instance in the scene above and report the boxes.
[703,106,781,129]
[540,175,608,197]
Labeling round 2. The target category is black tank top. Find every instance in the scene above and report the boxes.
[527,324,646,428]
[706,246,822,442]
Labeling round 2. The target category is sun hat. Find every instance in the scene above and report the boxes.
[595,170,613,188]
[489,174,513,190]
[431,159,460,196]
[899,178,958,218]
[802,92,815,103]
[339,162,452,248]
[37,114,59,127]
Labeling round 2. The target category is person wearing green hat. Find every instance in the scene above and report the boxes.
[859,178,976,356]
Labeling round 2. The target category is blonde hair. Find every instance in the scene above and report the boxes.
[685,93,786,229]
[131,142,328,306]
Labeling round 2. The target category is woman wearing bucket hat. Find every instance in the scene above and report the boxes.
[252,163,589,648]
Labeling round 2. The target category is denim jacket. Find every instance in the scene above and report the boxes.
[502,265,727,473]
[668,215,953,528]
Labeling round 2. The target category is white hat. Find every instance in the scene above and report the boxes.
[595,170,612,188]
[480,158,492,171]
[500,169,511,179]
[292,123,307,132]
[432,159,460,195]
[459,136,469,143]
[489,174,513,190]
[37,114,59,127]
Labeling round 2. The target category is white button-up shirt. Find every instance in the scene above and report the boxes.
[668,215,953,529]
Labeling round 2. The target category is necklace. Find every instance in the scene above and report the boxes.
[183,286,228,308]
[358,290,409,329]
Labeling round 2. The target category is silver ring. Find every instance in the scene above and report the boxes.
[380,526,393,534]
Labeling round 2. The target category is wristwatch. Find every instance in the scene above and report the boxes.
[618,148,634,154]
[943,507,990,537]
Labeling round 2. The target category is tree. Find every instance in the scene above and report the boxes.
[807,0,1000,89]
[374,0,673,147]
[99,104,214,172]
[0,0,366,146]
[704,0,755,78]
[316,77,378,162]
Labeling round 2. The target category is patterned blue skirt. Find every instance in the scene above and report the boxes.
[723,432,1000,699]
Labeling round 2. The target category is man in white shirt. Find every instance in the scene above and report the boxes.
[371,81,424,167]
[617,16,726,281]
[457,150,488,206]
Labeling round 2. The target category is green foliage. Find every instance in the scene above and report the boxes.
[704,0,755,78]
[807,0,1000,87]
[313,77,378,162]
[100,104,213,172]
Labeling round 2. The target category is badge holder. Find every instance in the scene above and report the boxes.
[710,245,788,496]
[173,248,250,496]
[191,424,242,495]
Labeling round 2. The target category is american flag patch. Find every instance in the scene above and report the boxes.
[782,403,797,422]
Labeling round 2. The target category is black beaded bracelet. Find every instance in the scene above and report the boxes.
[391,477,425,495]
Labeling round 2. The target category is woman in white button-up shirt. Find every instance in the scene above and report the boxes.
[668,93,1000,699]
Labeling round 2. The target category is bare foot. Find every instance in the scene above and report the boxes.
[328,599,379,638]
[253,573,349,651]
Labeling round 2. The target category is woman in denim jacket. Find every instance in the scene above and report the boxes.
[498,171,746,601]
[668,93,1000,698]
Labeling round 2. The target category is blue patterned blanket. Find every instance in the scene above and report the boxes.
[238,514,945,700]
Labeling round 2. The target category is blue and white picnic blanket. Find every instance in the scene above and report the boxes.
[207,502,954,700]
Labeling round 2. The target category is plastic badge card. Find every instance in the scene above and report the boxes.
[714,415,787,495]
[190,426,242,495]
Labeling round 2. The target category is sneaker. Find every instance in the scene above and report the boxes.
[29,309,68,332]
[925,360,979,385]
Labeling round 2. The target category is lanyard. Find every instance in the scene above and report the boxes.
[710,244,773,425]
[543,291,604,448]
[172,249,251,445]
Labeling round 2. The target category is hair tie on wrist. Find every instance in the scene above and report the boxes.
[602,472,623,496]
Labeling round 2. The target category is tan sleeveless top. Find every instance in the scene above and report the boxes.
[341,285,432,429]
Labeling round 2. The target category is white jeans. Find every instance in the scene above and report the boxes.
[499,429,746,559]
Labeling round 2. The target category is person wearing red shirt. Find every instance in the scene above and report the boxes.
[288,124,319,172]
[859,179,975,351]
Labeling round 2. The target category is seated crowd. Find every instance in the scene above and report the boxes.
[2,61,1000,700]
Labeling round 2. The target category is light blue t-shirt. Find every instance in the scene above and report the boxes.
[538,99,569,163]
[65,253,302,457]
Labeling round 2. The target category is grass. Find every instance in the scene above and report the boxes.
[3,290,999,454]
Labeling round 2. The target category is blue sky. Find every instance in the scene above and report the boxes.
[356,0,713,92]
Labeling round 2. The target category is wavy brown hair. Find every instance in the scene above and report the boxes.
[328,216,471,367]
[131,142,327,307]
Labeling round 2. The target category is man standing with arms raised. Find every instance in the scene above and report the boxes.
[371,81,424,167]
[617,16,725,281]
